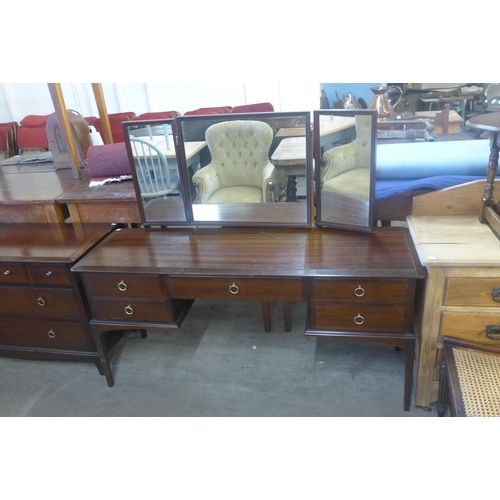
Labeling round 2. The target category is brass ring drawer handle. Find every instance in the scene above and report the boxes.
[118,281,128,292]
[354,314,365,325]
[486,324,500,340]
[37,297,45,307]
[229,283,239,295]
[47,329,56,339]
[354,286,365,298]
[124,305,134,315]
[3,270,10,275]
[492,288,500,302]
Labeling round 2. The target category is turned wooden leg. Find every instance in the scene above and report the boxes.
[436,358,449,417]
[480,132,499,222]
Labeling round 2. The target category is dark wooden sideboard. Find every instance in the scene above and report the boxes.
[0,223,115,371]
[72,225,425,410]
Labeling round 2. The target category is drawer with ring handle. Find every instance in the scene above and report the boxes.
[311,279,409,304]
[0,286,80,320]
[90,298,174,323]
[310,303,410,332]
[84,273,166,298]
[0,316,90,350]
[170,277,303,301]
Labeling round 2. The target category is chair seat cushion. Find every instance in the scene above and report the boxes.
[323,168,370,200]
[207,186,263,203]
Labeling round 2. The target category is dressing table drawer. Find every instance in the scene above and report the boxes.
[84,273,166,299]
[310,303,410,332]
[0,286,80,320]
[445,278,500,307]
[0,317,91,351]
[89,297,174,324]
[170,277,303,301]
[311,279,409,304]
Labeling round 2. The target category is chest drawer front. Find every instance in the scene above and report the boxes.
[0,263,30,284]
[311,279,409,304]
[84,273,166,299]
[90,298,174,323]
[310,303,410,333]
[170,277,303,301]
[441,311,500,346]
[0,287,80,320]
[30,264,72,286]
[445,278,500,307]
[0,317,91,351]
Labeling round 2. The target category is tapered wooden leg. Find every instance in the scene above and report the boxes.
[91,324,115,387]
[261,301,272,332]
[283,301,292,332]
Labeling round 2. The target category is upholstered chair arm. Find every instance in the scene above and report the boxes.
[321,143,358,183]
[261,162,278,202]
[192,164,221,203]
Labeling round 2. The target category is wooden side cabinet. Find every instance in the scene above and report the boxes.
[0,223,115,373]
[408,215,500,409]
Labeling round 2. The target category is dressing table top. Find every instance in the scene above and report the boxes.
[72,226,425,280]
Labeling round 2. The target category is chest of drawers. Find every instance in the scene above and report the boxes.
[72,226,425,412]
[0,223,115,372]
[407,215,500,409]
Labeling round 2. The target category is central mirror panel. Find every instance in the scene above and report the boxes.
[313,109,377,232]
[176,111,311,226]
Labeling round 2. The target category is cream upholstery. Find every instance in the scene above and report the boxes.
[321,115,372,201]
[192,120,277,203]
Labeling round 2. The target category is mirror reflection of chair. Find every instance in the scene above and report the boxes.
[192,120,278,204]
[129,137,179,199]
[321,114,372,201]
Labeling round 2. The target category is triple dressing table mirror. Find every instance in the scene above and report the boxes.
[313,109,377,232]
[175,111,312,227]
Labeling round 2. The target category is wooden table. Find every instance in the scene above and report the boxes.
[271,137,307,201]
[0,168,83,223]
[407,215,500,409]
[72,225,425,411]
[56,170,141,224]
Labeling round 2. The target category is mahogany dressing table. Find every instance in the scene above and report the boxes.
[71,225,425,410]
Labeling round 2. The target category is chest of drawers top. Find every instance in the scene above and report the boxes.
[71,226,425,279]
[0,223,116,264]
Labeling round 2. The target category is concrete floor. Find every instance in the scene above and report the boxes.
[0,299,436,417]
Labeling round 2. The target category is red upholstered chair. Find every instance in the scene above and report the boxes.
[0,121,18,159]
[183,106,232,116]
[17,114,52,155]
[93,112,137,144]
[133,111,180,120]
[231,102,274,113]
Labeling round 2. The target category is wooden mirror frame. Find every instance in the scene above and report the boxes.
[175,111,312,227]
[122,118,191,225]
[314,109,377,232]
